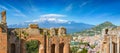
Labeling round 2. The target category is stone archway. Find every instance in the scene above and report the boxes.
[25,40,40,53]
[51,44,55,53]
[105,29,108,34]
[113,42,117,53]
[59,43,64,53]
[21,35,45,53]
[11,43,16,53]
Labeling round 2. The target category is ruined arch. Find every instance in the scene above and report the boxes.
[25,40,40,53]
[51,44,55,53]
[105,29,108,34]
[59,43,64,53]
[112,42,117,53]
[21,35,45,53]
[11,43,16,53]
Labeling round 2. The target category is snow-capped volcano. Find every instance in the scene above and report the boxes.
[8,14,94,33]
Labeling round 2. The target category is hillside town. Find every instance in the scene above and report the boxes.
[0,0,120,53]
[0,10,120,53]
[71,25,120,53]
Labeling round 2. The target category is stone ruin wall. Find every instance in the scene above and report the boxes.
[0,11,71,53]
[101,26,120,53]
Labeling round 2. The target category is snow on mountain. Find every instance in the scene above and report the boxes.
[8,14,94,33]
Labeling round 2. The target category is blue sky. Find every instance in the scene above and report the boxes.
[0,0,120,25]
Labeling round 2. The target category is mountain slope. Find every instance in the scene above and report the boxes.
[74,21,117,36]
[8,21,94,33]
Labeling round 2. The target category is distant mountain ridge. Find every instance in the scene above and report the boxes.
[8,21,94,33]
[73,21,117,36]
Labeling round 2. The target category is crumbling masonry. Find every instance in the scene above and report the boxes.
[0,11,71,53]
[100,27,120,53]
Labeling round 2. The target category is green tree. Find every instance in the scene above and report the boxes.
[25,40,39,53]
[70,46,79,53]
[80,48,88,53]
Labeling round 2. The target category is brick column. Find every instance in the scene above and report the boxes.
[55,44,59,53]
[21,43,26,53]
[40,44,45,53]
[49,44,51,53]
[64,43,70,53]
[21,40,26,53]
[110,36,112,53]
[0,33,8,53]
[48,39,52,53]
[117,37,119,53]
[46,38,50,53]
[106,43,110,53]
[39,44,44,53]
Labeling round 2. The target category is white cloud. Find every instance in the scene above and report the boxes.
[40,14,66,18]
[65,4,72,11]
[80,1,89,8]
[26,14,69,23]
[0,5,8,10]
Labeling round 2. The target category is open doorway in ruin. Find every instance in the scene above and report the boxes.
[25,40,40,53]
[11,43,16,53]
[105,29,108,34]
[59,43,64,53]
[51,44,55,53]
[113,42,117,53]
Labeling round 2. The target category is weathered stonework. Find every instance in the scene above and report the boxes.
[0,11,71,53]
[100,27,120,53]
[0,10,8,53]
